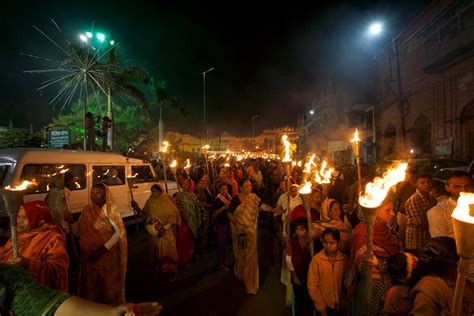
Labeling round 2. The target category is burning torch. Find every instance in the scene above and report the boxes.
[350,129,363,194]
[160,141,170,193]
[451,192,474,316]
[170,160,181,192]
[1,181,33,258]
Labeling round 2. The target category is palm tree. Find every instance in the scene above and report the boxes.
[148,78,185,145]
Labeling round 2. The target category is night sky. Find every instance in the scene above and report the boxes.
[0,0,429,136]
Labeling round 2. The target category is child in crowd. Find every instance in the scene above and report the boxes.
[286,218,313,316]
[308,227,347,316]
[383,252,418,315]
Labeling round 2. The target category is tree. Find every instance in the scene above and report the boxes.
[0,129,42,149]
[53,97,148,152]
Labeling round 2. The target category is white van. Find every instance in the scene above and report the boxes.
[0,148,179,222]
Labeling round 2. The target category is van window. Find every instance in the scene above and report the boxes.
[20,164,86,194]
[0,165,8,187]
[131,165,155,183]
[92,165,125,186]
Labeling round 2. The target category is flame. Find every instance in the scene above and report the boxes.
[304,154,316,174]
[299,180,312,194]
[46,184,50,191]
[59,168,70,174]
[292,161,297,167]
[170,160,177,168]
[314,160,334,184]
[127,173,139,179]
[359,162,408,208]
[351,129,361,143]
[57,165,65,169]
[184,159,191,170]
[160,141,170,153]
[74,182,81,189]
[281,135,292,162]
[452,192,474,224]
[5,180,34,191]
[202,144,210,151]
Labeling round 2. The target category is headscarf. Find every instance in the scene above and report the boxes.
[22,201,53,230]
[321,198,337,222]
[185,179,195,193]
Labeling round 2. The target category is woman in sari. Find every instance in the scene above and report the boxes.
[134,184,181,281]
[311,199,352,254]
[78,183,127,305]
[0,200,69,291]
[345,198,401,316]
[175,179,201,267]
[228,179,275,294]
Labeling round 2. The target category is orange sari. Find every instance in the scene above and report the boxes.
[0,224,69,291]
[78,189,127,305]
[231,193,261,294]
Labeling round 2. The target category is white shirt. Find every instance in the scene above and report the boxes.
[427,197,474,281]
[277,192,303,237]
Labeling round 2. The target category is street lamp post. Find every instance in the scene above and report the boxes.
[201,67,215,142]
[251,115,259,148]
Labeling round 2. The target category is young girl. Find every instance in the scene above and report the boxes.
[285,218,313,316]
[308,227,347,316]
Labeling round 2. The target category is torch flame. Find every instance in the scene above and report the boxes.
[59,168,70,174]
[170,160,177,168]
[351,129,361,143]
[304,154,316,174]
[359,162,408,208]
[202,144,210,150]
[5,181,34,191]
[314,160,334,184]
[281,135,292,162]
[298,180,312,195]
[452,192,474,224]
[160,141,170,153]
[184,159,191,170]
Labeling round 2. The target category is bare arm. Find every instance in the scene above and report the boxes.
[55,296,162,316]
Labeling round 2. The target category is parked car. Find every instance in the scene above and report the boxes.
[433,161,474,183]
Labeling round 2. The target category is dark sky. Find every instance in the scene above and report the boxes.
[0,0,430,136]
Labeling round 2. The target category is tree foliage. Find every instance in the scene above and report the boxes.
[0,129,43,148]
[53,97,149,151]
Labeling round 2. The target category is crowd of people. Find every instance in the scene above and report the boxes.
[0,155,474,315]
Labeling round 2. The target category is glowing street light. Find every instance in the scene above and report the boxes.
[79,34,88,42]
[368,22,383,36]
[96,32,106,42]
[309,110,314,115]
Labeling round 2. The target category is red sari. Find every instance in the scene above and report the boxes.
[78,189,127,305]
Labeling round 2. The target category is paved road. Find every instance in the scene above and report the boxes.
[125,220,292,316]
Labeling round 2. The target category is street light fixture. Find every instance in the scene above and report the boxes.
[201,67,215,141]
[309,110,314,115]
[368,22,383,36]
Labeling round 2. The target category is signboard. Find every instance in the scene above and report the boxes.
[328,141,348,152]
[434,137,453,157]
[48,127,70,149]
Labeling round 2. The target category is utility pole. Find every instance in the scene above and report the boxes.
[252,115,259,148]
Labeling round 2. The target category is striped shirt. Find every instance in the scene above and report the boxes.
[427,198,456,239]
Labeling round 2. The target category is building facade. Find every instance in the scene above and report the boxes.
[375,0,474,160]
